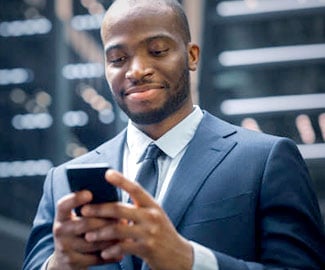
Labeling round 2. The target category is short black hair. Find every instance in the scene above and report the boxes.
[164,0,191,43]
[107,0,191,43]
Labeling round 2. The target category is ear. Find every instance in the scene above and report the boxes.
[187,43,200,71]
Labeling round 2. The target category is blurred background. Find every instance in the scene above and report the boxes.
[0,0,324,269]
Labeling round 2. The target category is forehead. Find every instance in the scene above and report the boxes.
[101,3,182,45]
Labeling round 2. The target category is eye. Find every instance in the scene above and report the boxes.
[150,48,169,57]
[108,56,127,65]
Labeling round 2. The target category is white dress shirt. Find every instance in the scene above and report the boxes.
[124,106,218,270]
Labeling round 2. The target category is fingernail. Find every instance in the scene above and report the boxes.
[105,170,114,181]
[85,232,96,241]
[82,190,92,200]
[81,205,91,215]
[102,246,121,259]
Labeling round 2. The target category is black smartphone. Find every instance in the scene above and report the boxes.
[66,163,119,216]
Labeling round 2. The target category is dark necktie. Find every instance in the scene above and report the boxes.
[135,143,163,197]
[132,143,163,270]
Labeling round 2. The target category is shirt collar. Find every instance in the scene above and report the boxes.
[126,105,203,162]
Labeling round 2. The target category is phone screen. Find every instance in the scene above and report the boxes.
[66,163,119,216]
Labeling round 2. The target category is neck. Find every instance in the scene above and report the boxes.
[134,102,194,140]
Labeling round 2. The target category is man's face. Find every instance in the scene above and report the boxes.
[101,4,197,125]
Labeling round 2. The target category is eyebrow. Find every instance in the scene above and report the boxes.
[104,34,174,54]
[104,44,125,54]
[145,34,174,44]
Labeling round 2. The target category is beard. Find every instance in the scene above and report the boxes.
[117,68,190,125]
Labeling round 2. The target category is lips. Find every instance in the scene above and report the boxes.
[124,84,165,96]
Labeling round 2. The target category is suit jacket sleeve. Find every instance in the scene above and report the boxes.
[22,168,56,270]
[209,138,325,270]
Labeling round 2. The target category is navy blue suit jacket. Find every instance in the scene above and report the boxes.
[23,112,325,269]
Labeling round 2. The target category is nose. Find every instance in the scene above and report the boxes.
[125,56,153,82]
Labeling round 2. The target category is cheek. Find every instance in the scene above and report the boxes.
[105,68,124,94]
[162,55,186,81]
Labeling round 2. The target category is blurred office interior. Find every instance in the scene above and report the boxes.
[0,0,324,269]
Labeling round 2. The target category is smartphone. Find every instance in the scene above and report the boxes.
[66,163,119,216]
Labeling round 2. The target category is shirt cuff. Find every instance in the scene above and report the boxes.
[190,241,219,270]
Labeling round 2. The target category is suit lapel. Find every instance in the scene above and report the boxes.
[162,113,237,228]
[94,129,126,172]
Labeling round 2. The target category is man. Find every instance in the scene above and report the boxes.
[23,0,325,269]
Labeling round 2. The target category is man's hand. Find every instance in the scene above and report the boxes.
[48,190,121,270]
[81,169,193,270]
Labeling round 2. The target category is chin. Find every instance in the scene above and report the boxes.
[128,111,169,125]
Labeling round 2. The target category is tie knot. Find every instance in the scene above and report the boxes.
[143,144,163,161]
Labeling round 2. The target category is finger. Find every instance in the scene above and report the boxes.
[82,201,135,220]
[69,237,119,254]
[100,244,125,261]
[105,169,156,207]
[55,250,104,268]
[56,191,92,222]
[59,238,124,264]
[84,220,138,242]
[111,239,139,258]
[57,235,95,254]
[54,216,115,238]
